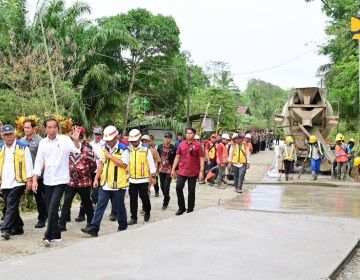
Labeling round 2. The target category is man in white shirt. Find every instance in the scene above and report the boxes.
[0,125,33,240]
[32,118,80,245]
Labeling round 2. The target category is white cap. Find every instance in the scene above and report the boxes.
[245,133,251,139]
[194,135,200,140]
[129,129,141,141]
[221,133,230,140]
[141,135,151,141]
[103,126,118,141]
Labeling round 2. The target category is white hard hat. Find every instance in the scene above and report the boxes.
[103,126,118,141]
[221,133,230,140]
[129,129,141,141]
[245,133,251,139]
[194,135,200,140]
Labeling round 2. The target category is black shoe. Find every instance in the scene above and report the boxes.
[11,228,24,235]
[144,212,150,222]
[175,209,186,216]
[35,221,45,228]
[42,237,51,246]
[81,227,98,237]
[109,214,117,221]
[162,205,168,211]
[187,209,193,213]
[59,224,67,232]
[1,232,11,240]
[155,192,159,197]
[66,217,71,222]
[127,219,137,225]
[75,216,85,222]
[118,227,127,232]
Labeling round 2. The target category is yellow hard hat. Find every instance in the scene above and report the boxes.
[232,133,238,139]
[349,138,355,143]
[285,136,294,143]
[336,133,344,141]
[355,157,360,167]
[309,135,317,143]
[335,136,342,142]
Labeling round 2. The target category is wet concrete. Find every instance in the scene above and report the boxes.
[224,184,360,218]
[0,207,360,280]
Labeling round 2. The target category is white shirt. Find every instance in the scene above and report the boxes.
[1,141,33,189]
[129,143,156,184]
[90,139,105,172]
[228,144,251,168]
[33,134,80,186]
[102,141,130,191]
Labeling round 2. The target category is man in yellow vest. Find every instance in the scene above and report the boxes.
[0,125,33,240]
[304,135,326,181]
[205,134,218,186]
[279,136,297,181]
[127,129,157,225]
[81,125,130,237]
[228,135,250,193]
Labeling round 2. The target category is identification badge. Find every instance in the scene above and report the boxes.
[162,160,166,165]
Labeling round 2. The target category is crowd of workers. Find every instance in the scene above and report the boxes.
[0,118,358,245]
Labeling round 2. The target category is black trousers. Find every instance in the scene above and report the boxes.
[44,184,66,240]
[59,186,94,226]
[129,182,151,220]
[153,179,160,194]
[284,160,295,174]
[34,178,47,222]
[176,175,197,212]
[1,185,25,234]
[159,172,171,206]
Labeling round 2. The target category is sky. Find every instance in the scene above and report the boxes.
[27,0,330,90]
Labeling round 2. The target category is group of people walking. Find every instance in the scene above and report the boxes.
[0,121,208,244]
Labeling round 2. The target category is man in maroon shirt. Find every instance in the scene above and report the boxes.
[171,128,205,215]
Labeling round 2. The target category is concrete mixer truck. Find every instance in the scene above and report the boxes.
[275,87,339,171]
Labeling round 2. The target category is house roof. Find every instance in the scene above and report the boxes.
[236,106,251,115]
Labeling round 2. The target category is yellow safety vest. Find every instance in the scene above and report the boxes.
[0,141,28,183]
[208,143,217,160]
[308,141,323,158]
[129,146,150,179]
[284,144,295,161]
[100,144,129,189]
[231,145,247,164]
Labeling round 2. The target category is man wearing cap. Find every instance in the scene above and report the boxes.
[171,128,205,215]
[127,129,157,225]
[58,128,96,232]
[347,138,357,176]
[244,133,253,155]
[81,125,130,237]
[32,118,81,245]
[228,135,250,193]
[157,132,177,210]
[20,120,47,229]
[205,134,218,185]
[75,127,106,223]
[215,134,230,189]
[1,125,33,240]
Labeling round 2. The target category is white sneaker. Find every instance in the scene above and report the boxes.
[42,238,51,246]
[50,238,62,243]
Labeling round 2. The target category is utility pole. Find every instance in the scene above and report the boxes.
[186,66,190,128]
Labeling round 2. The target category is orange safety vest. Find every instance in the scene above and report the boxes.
[217,142,228,164]
[335,144,348,163]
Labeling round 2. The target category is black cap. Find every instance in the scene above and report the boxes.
[164,132,173,138]
[2,125,15,135]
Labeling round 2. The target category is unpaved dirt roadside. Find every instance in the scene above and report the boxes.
[0,150,274,261]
